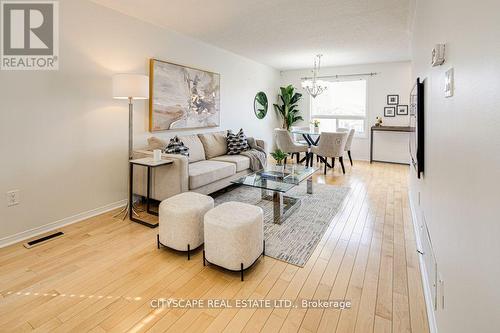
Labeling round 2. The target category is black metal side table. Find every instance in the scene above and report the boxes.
[129,157,173,228]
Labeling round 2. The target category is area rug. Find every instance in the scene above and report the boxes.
[212,183,350,267]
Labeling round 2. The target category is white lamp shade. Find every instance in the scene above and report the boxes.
[112,74,149,99]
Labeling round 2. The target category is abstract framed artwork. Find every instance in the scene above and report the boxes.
[149,58,220,131]
[387,94,399,105]
[384,106,396,117]
[397,105,409,115]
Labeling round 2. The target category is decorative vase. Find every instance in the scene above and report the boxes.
[153,149,162,162]
[313,126,320,133]
[275,163,285,173]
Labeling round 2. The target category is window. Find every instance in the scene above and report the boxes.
[310,79,367,135]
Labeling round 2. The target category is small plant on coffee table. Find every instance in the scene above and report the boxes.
[271,149,288,165]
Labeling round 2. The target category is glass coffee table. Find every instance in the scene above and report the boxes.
[231,165,318,224]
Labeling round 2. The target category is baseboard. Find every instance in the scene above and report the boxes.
[371,159,410,165]
[0,199,127,249]
[408,191,439,333]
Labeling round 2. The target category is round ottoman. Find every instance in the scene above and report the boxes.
[203,201,265,281]
[157,192,214,259]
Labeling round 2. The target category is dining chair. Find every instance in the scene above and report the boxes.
[290,126,309,144]
[311,132,349,174]
[274,128,310,165]
[290,126,310,162]
[337,128,355,165]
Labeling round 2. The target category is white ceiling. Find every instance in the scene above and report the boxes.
[92,0,412,70]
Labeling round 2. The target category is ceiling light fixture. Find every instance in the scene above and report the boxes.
[301,54,328,98]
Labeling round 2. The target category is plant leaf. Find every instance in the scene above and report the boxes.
[275,85,302,130]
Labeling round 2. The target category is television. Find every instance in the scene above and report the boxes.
[409,78,424,178]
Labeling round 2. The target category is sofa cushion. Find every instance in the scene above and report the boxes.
[147,136,167,151]
[189,160,236,189]
[179,135,206,163]
[210,154,250,172]
[198,131,227,159]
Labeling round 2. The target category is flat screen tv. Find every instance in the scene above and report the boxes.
[409,78,424,178]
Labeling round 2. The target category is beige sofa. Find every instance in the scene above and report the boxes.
[132,131,266,201]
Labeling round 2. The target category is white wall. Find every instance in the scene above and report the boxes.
[0,0,280,244]
[280,61,412,163]
[410,1,500,332]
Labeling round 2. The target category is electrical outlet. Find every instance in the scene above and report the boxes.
[418,191,421,206]
[6,190,20,207]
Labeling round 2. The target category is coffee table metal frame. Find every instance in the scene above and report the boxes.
[231,166,317,224]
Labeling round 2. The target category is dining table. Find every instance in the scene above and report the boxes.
[290,129,322,167]
[290,129,322,146]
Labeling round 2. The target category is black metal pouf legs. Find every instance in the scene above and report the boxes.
[203,240,266,282]
[240,240,266,281]
[157,234,192,260]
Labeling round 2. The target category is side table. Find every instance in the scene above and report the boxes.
[129,157,173,228]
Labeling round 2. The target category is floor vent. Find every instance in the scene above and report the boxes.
[23,231,64,249]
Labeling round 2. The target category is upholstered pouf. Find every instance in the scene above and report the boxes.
[203,201,265,281]
[157,192,214,260]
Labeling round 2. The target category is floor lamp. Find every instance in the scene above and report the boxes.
[112,74,149,219]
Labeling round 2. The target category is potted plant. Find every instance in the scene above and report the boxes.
[310,119,320,133]
[273,85,303,130]
[270,149,288,173]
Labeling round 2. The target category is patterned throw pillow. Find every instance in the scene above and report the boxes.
[164,136,189,156]
[227,129,249,155]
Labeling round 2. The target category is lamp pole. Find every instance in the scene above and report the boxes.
[128,97,133,160]
[113,96,141,220]
[111,74,149,220]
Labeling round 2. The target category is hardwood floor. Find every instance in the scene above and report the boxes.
[0,161,429,333]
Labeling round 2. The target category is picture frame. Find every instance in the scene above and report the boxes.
[149,58,220,132]
[387,94,399,105]
[397,105,409,115]
[384,106,396,117]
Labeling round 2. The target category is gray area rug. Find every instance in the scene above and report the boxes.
[213,183,350,267]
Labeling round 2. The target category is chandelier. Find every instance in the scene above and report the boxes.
[301,54,328,98]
